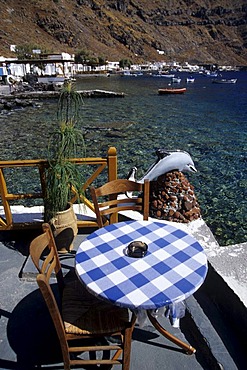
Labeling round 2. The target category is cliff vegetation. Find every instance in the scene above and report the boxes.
[0,0,246,65]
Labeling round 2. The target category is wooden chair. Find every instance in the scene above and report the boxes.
[29,223,136,370]
[90,179,150,228]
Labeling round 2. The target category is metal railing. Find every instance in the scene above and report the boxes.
[0,147,117,230]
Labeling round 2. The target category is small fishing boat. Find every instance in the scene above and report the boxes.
[171,77,181,83]
[203,70,218,77]
[158,87,187,95]
[212,78,237,84]
[153,73,175,78]
[121,71,143,77]
[186,77,195,83]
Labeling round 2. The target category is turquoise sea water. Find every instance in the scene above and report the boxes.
[0,71,246,246]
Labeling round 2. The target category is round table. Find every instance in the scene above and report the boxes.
[75,220,208,309]
[75,220,208,354]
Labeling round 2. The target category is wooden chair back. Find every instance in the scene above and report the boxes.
[29,224,69,366]
[29,223,135,370]
[90,179,150,227]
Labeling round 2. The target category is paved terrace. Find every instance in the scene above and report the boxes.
[0,205,246,370]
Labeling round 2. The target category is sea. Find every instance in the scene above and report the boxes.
[0,70,246,246]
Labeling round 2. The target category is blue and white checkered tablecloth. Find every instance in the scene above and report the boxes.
[75,220,208,311]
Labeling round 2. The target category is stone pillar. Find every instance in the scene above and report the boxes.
[149,170,201,223]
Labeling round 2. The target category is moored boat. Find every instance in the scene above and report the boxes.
[153,74,175,78]
[203,70,218,77]
[153,72,175,78]
[121,71,143,77]
[212,78,237,84]
[158,87,187,95]
[171,77,181,83]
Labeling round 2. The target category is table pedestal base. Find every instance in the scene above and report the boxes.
[147,311,196,355]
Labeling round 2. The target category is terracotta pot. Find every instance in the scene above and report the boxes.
[50,203,78,253]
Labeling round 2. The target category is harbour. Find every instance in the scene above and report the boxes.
[0,68,246,370]
[0,71,246,247]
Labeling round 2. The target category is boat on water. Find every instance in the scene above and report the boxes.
[203,70,218,77]
[153,74,175,78]
[121,71,143,77]
[153,72,175,78]
[212,78,237,84]
[158,87,187,95]
[171,77,181,83]
[186,77,195,83]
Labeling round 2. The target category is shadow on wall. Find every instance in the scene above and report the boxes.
[193,264,247,369]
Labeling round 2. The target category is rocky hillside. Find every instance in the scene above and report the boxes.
[0,0,246,65]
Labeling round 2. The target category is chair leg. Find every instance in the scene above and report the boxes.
[122,328,133,370]
[61,345,71,370]
[63,358,71,370]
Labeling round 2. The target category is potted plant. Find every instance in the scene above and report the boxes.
[44,81,85,253]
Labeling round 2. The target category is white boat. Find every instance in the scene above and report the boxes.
[152,74,175,78]
[186,77,195,83]
[155,72,175,78]
[212,78,237,84]
[121,71,143,77]
[203,70,218,77]
[171,77,181,83]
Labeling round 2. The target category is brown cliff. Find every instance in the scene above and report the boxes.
[0,0,246,65]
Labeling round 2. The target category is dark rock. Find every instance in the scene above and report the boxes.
[0,98,40,113]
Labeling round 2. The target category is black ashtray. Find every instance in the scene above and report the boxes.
[127,241,148,258]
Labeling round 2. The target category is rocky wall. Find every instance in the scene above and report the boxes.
[149,170,201,223]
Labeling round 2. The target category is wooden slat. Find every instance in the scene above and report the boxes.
[0,147,117,230]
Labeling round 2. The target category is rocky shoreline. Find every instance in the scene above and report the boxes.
[0,97,41,113]
[0,87,124,113]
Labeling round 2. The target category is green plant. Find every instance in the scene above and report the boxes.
[119,58,133,69]
[44,82,85,222]
[57,81,82,124]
